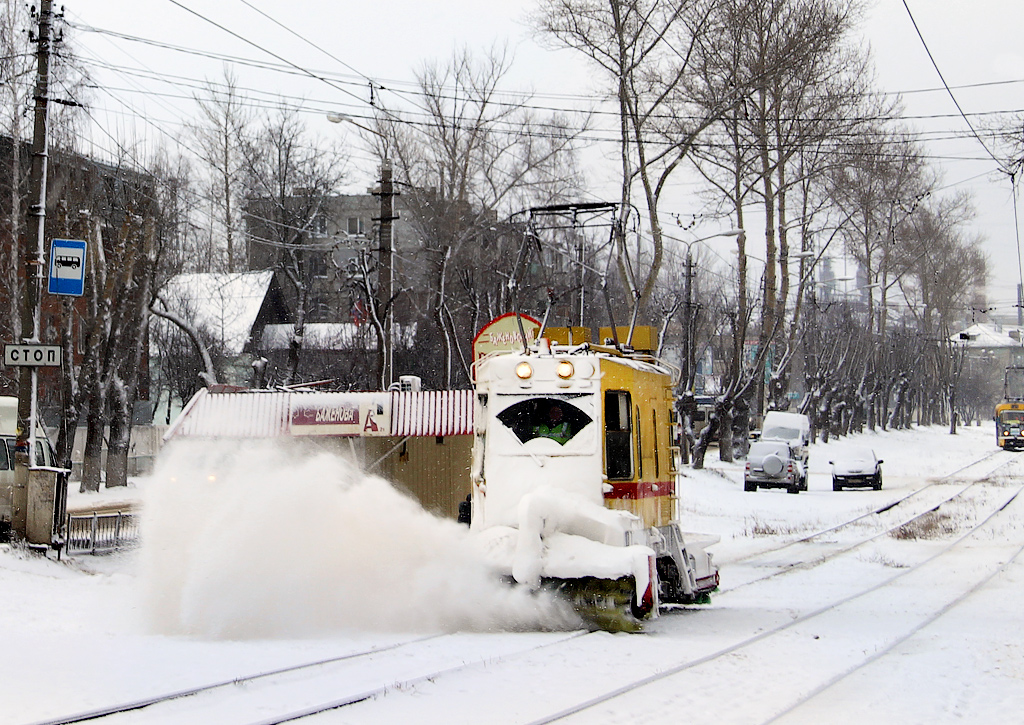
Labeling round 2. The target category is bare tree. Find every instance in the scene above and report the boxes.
[536,0,741,315]
[896,196,987,336]
[377,46,585,388]
[242,106,346,385]
[827,127,931,335]
[0,1,35,355]
[714,0,868,417]
[77,179,160,492]
[188,67,252,272]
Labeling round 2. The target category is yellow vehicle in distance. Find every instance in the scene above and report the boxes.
[996,367,1024,450]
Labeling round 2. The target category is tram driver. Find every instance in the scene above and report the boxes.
[533,403,572,445]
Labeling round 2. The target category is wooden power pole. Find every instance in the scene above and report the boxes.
[13,0,54,543]
[374,160,396,389]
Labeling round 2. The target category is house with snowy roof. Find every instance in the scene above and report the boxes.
[151,271,290,418]
[952,322,1024,368]
[152,268,416,418]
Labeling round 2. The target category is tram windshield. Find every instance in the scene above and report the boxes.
[496,397,593,446]
[999,410,1024,425]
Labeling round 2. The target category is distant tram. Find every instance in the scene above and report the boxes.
[996,367,1024,450]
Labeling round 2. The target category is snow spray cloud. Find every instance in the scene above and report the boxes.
[140,439,578,638]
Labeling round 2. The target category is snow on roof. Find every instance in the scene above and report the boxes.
[261,323,365,351]
[165,388,474,440]
[260,323,418,351]
[951,323,1024,349]
[159,271,275,355]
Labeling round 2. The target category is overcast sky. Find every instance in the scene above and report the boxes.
[64,0,1024,316]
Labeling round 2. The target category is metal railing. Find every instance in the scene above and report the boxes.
[65,512,139,554]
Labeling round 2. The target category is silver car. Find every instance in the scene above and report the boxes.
[829,446,882,491]
[744,440,806,494]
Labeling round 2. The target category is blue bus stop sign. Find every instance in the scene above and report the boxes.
[48,238,87,296]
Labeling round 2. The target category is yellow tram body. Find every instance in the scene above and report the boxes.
[995,401,1024,450]
[593,345,679,528]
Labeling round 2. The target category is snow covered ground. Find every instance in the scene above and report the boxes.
[4,421,1023,724]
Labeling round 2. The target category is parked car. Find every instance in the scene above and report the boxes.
[0,396,58,541]
[758,411,811,470]
[829,446,883,491]
[744,439,806,494]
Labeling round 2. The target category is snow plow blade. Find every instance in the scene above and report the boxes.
[542,574,653,633]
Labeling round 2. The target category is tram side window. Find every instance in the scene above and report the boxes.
[35,440,50,466]
[605,391,633,480]
[652,409,660,478]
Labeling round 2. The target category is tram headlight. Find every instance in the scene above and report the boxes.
[556,360,574,379]
[515,361,533,379]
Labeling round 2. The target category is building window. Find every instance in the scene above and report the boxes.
[310,252,328,278]
[347,217,364,236]
[313,215,327,236]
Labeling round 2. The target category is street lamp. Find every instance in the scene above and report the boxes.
[328,113,395,390]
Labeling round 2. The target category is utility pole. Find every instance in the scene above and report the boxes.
[325,113,396,389]
[373,160,396,389]
[684,250,695,391]
[14,0,54,542]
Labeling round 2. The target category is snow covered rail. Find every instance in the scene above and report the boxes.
[22,634,448,725]
[65,512,138,555]
[522,483,1024,724]
[939,446,1018,480]
[721,478,1003,592]
[22,632,591,725]
[765,527,1024,722]
[724,447,1019,570]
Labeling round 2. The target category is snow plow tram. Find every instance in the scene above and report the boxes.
[470,325,719,631]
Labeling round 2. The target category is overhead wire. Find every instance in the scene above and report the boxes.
[54,1,1024,287]
[66,17,1024,132]
[900,0,1024,311]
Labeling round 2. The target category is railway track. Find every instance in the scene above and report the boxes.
[523,483,1024,724]
[59,476,1018,725]
[23,631,593,725]
[23,635,441,725]
[719,480,1016,595]
[296,450,1024,724]
[26,444,1018,725]
[721,446,1017,571]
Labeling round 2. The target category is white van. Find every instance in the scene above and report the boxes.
[759,411,811,468]
[0,397,58,540]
